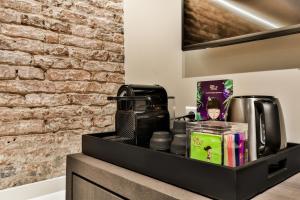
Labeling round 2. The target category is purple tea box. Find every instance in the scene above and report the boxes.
[196,80,233,121]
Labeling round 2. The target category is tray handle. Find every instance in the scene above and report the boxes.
[267,158,287,179]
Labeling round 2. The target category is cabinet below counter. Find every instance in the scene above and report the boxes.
[66,153,300,200]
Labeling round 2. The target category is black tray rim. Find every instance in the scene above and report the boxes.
[83,132,300,171]
[82,132,300,200]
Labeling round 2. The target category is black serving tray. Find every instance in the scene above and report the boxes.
[82,132,300,200]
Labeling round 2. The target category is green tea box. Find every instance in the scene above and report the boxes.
[190,132,223,165]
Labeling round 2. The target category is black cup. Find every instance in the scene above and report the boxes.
[150,131,172,151]
[170,134,187,155]
[171,120,186,135]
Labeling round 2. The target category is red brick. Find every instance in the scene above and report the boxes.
[0,65,16,80]
[45,117,92,132]
[0,93,25,107]
[100,82,121,94]
[0,8,21,24]
[46,69,90,81]
[92,50,109,61]
[70,24,95,39]
[68,47,94,60]
[108,52,124,63]
[17,67,44,80]
[106,1,123,12]
[0,24,45,41]
[0,34,44,54]
[94,32,123,44]
[25,93,70,107]
[54,81,103,93]
[0,120,45,136]
[92,72,124,83]
[0,50,32,65]
[0,81,55,94]
[93,115,113,128]
[44,44,69,56]
[69,93,108,106]
[59,34,103,50]
[33,55,80,70]
[81,60,124,72]
[103,41,123,53]
[44,18,71,34]
[0,107,34,121]
[43,7,88,25]
[0,0,42,14]
[21,14,45,28]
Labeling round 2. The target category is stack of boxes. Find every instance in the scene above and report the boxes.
[187,121,248,167]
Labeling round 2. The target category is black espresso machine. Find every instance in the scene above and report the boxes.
[108,85,170,147]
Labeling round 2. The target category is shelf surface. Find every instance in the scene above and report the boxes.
[68,153,300,200]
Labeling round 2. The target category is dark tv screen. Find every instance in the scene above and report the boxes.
[183,0,300,50]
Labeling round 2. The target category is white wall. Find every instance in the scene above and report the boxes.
[0,176,65,200]
[124,0,300,142]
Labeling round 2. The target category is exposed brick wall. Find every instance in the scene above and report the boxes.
[0,0,124,189]
[184,0,266,46]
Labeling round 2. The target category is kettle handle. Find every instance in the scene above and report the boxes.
[254,100,281,155]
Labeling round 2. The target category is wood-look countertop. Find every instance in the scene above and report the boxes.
[67,154,300,200]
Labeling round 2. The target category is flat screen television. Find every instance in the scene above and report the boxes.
[183,0,300,50]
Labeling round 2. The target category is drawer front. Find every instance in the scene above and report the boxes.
[72,175,125,200]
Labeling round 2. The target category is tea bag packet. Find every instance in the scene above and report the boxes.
[190,132,223,165]
[223,132,246,167]
[196,80,233,121]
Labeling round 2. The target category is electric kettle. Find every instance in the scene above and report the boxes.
[226,96,287,161]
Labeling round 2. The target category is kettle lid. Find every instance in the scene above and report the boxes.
[234,95,275,99]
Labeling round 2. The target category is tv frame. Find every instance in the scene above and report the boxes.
[182,0,300,51]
